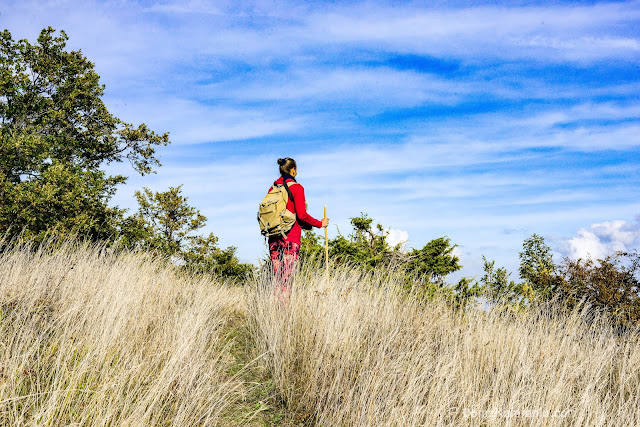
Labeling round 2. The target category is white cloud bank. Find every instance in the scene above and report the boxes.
[567,219,640,260]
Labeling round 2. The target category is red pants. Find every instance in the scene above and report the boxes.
[269,240,300,294]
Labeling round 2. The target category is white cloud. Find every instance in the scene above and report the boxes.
[567,220,640,260]
[5,0,639,90]
[591,220,639,246]
[216,67,472,107]
[567,229,609,260]
[386,228,409,250]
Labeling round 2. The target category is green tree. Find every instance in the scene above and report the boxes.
[519,234,557,300]
[481,256,530,306]
[182,234,253,280]
[329,214,395,269]
[558,252,640,329]
[129,186,253,281]
[0,27,169,241]
[404,237,461,287]
[133,186,206,255]
[402,237,479,306]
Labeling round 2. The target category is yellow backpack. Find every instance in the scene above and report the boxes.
[257,182,297,237]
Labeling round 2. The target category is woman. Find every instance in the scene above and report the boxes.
[268,157,329,298]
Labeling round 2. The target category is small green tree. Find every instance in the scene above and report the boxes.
[181,234,253,280]
[328,214,395,269]
[481,256,530,306]
[0,27,169,242]
[129,186,253,281]
[519,234,557,300]
[133,186,206,255]
[404,237,461,287]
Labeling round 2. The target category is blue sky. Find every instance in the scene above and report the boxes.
[2,0,639,280]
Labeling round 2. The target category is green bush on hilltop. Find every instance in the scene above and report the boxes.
[482,233,640,328]
[301,213,481,307]
[557,252,640,329]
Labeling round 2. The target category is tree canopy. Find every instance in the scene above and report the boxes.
[0,27,169,241]
[124,186,253,281]
[519,233,558,300]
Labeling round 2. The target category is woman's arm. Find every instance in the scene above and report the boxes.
[291,184,323,228]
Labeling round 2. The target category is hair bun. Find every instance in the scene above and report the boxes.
[277,158,284,165]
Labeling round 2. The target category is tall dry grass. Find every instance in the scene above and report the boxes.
[249,263,640,426]
[5,241,640,426]
[0,241,246,425]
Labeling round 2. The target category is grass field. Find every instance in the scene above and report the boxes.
[2,243,640,425]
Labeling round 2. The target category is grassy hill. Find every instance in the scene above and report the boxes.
[1,243,639,425]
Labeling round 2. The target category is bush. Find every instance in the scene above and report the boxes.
[558,252,640,329]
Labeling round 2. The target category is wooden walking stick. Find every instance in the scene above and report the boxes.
[324,205,328,268]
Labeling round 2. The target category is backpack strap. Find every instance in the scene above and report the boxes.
[281,181,297,214]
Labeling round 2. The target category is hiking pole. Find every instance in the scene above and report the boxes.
[324,205,328,269]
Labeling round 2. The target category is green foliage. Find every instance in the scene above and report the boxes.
[300,213,473,304]
[0,161,123,241]
[330,214,395,269]
[519,233,557,300]
[182,234,253,280]
[133,186,206,255]
[490,235,640,327]
[557,252,640,329]
[0,27,169,242]
[127,186,253,281]
[404,237,461,286]
[481,256,531,306]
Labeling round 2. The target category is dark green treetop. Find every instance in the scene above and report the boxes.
[0,27,169,241]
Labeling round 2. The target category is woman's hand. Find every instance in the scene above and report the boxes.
[321,217,330,228]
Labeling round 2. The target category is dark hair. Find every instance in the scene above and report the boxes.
[277,157,297,176]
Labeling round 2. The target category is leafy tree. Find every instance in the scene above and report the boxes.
[329,214,396,269]
[452,277,483,310]
[128,186,253,281]
[519,234,557,300]
[558,252,640,329]
[402,238,480,307]
[181,234,253,280]
[404,237,461,287]
[133,186,206,255]
[481,256,531,306]
[0,27,169,242]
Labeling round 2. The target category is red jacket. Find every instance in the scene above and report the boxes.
[268,176,323,244]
